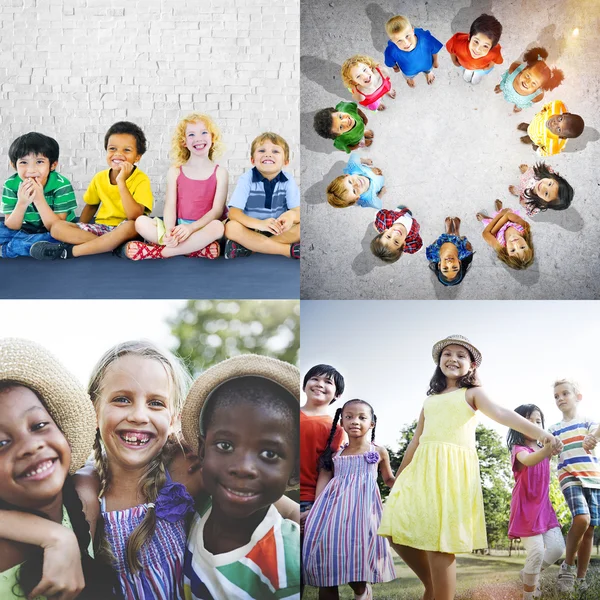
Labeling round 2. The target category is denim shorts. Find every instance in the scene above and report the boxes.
[563,485,600,525]
[0,221,53,258]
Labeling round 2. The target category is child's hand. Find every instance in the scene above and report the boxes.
[519,164,529,173]
[29,177,46,204]
[277,212,295,233]
[260,218,283,235]
[551,436,564,455]
[364,130,374,139]
[371,167,383,175]
[583,435,598,452]
[163,232,179,248]
[377,186,387,197]
[115,160,134,184]
[17,179,36,206]
[360,158,373,166]
[393,65,400,73]
[513,105,522,113]
[30,528,84,600]
[432,57,439,69]
[494,84,501,94]
[171,223,194,243]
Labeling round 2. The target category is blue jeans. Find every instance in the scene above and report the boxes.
[0,221,54,258]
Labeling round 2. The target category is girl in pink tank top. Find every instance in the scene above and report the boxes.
[126,113,228,260]
[341,55,396,111]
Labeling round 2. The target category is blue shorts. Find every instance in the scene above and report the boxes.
[563,485,600,525]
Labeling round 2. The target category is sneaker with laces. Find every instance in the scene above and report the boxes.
[30,241,73,260]
[224,239,253,259]
[556,563,576,593]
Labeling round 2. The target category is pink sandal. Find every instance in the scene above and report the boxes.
[126,241,165,260]
[186,241,220,260]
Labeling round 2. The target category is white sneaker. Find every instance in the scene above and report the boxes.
[556,563,576,592]
[576,577,589,592]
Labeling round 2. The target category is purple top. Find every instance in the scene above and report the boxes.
[508,445,560,538]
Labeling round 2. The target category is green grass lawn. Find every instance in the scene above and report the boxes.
[303,553,600,599]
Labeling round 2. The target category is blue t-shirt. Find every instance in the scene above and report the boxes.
[384,28,443,77]
[343,153,384,209]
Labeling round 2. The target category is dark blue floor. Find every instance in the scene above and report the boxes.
[0,254,299,299]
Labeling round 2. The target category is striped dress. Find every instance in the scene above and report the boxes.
[101,494,187,600]
[549,415,600,491]
[302,444,396,587]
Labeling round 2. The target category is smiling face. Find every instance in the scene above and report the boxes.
[105,133,142,171]
[0,385,70,512]
[184,121,212,158]
[330,112,356,136]
[349,62,375,87]
[94,355,174,472]
[341,174,369,203]
[439,344,474,381]
[13,154,57,187]
[438,242,460,281]
[304,373,337,407]
[390,26,416,51]
[341,401,374,439]
[468,32,493,59]
[534,178,559,202]
[381,223,407,251]
[554,383,581,417]
[505,230,530,259]
[250,139,288,180]
[200,400,296,520]
[514,63,544,95]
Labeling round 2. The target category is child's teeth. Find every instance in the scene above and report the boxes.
[24,460,53,477]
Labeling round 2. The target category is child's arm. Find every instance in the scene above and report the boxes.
[357,107,368,127]
[314,468,334,500]
[377,446,396,487]
[163,166,179,236]
[360,158,373,166]
[505,212,530,229]
[397,409,426,475]
[228,207,283,235]
[4,179,37,230]
[28,179,69,231]
[515,438,554,467]
[350,90,366,103]
[277,206,300,233]
[0,511,85,599]
[468,388,555,445]
[116,162,145,220]
[449,53,461,67]
[79,203,99,224]
[274,496,300,523]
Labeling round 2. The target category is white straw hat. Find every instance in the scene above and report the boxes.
[431,334,482,367]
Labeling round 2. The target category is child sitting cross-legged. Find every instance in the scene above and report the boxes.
[326,154,385,209]
[370,205,423,264]
[30,121,153,260]
[180,354,300,599]
[224,132,300,259]
[1,133,77,259]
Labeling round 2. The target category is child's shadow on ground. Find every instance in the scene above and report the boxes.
[351,221,382,276]
[526,25,566,61]
[533,206,584,232]
[502,262,541,286]
[431,268,462,300]
[563,127,600,153]
[304,162,345,205]
[301,110,337,154]
[301,55,343,97]
[450,0,494,34]
[365,4,394,54]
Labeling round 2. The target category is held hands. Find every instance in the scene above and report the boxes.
[171,223,195,244]
[115,160,134,184]
[583,435,599,452]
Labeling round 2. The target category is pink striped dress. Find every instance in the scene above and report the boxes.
[302,443,396,587]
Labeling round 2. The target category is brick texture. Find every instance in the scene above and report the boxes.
[0,0,299,214]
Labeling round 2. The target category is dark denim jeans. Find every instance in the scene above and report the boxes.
[0,221,54,258]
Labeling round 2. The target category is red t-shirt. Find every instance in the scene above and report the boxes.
[300,410,345,502]
[446,32,503,71]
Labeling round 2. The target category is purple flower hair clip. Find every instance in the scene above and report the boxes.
[364,450,379,464]
[150,481,195,522]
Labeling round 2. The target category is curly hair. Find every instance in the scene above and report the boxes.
[170,113,224,166]
[313,108,337,139]
[522,162,573,212]
[496,228,534,270]
[341,54,380,89]
[104,121,147,155]
[561,114,585,138]
[522,47,564,91]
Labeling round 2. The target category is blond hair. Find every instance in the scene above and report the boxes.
[554,379,581,396]
[326,175,356,208]
[170,113,224,166]
[341,54,380,89]
[89,340,191,573]
[250,132,290,162]
[386,15,412,36]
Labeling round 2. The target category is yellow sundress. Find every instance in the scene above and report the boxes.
[378,388,487,553]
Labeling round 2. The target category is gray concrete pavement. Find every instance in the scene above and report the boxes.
[300,0,600,299]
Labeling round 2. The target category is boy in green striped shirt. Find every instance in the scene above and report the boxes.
[0,132,77,258]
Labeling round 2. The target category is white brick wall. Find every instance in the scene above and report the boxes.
[0,0,299,215]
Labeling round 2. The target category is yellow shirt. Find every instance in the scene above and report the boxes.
[83,167,153,226]
[527,100,567,157]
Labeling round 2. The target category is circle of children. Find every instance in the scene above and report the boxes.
[301,335,600,600]
[0,117,300,262]
[0,338,301,599]
[313,14,584,284]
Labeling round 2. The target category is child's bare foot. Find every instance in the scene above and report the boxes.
[532,144,539,151]
[364,138,373,147]
[520,135,533,145]
[371,167,383,175]
[387,88,397,99]
[513,105,522,113]
[364,129,374,139]
[425,72,435,85]
[476,212,487,221]
[494,84,501,94]
[376,103,386,111]
[508,185,519,196]
[393,65,400,73]
[445,217,453,234]
[377,186,387,197]
[452,217,461,235]
[517,122,529,131]
[406,78,415,88]
[495,199,503,211]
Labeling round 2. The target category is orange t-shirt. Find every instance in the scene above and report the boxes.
[300,410,345,502]
[446,32,503,71]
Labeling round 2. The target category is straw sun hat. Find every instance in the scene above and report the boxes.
[431,334,482,368]
[181,354,300,455]
[0,338,97,474]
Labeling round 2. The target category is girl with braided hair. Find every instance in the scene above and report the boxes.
[302,399,396,600]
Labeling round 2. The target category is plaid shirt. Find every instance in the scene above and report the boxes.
[374,208,423,254]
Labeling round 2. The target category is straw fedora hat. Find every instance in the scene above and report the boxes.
[431,334,482,368]
[0,338,97,474]
[181,354,299,455]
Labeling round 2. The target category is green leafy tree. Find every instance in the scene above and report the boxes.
[169,300,299,375]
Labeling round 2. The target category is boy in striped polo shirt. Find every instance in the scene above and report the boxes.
[549,379,600,593]
[0,132,77,258]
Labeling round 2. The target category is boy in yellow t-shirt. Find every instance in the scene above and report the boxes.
[30,121,153,260]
